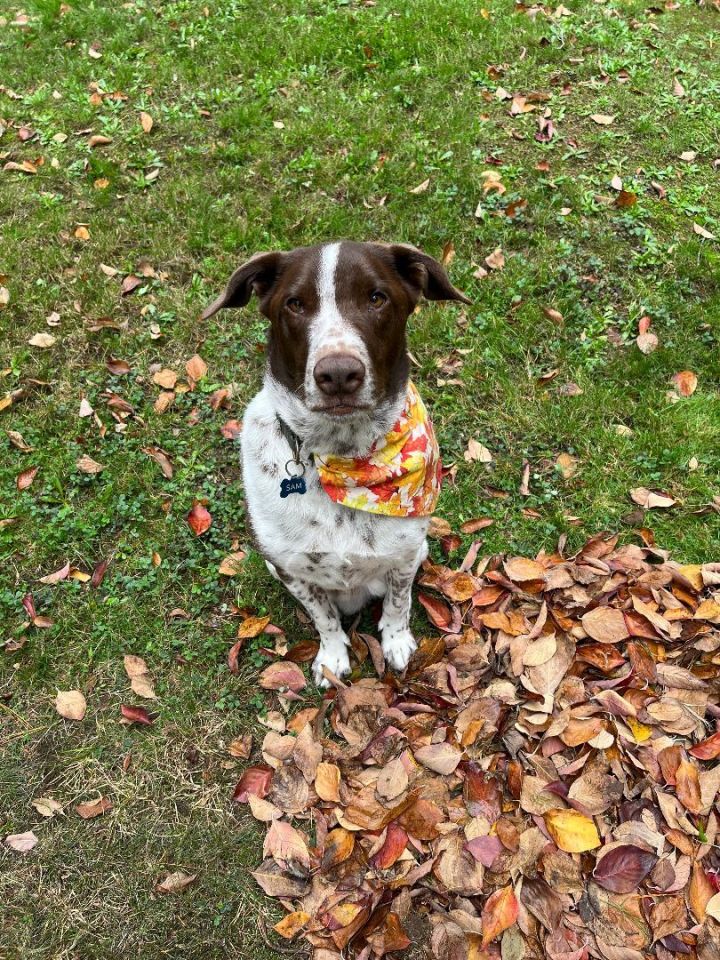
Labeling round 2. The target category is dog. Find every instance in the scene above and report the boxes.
[203,241,469,685]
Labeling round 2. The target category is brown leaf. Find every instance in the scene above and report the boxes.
[630,487,676,509]
[582,607,629,644]
[155,871,197,894]
[139,111,154,133]
[218,551,246,576]
[142,446,173,479]
[414,742,463,775]
[5,831,38,852]
[55,690,87,720]
[76,454,105,475]
[17,466,39,490]
[675,758,703,814]
[185,354,208,381]
[75,796,112,819]
[504,556,545,582]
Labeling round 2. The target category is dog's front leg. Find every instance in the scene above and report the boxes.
[379,560,420,672]
[278,574,351,686]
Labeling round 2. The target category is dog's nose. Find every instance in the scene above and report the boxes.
[313,354,366,396]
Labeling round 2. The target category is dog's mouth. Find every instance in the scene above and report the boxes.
[309,401,372,417]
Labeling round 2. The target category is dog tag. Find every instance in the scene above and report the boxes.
[280,474,307,498]
[280,458,307,498]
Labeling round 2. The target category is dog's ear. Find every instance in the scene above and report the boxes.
[202,252,285,320]
[383,243,471,304]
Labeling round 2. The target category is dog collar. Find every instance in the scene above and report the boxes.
[313,381,442,517]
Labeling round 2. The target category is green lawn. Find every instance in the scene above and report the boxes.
[1,0,719,956]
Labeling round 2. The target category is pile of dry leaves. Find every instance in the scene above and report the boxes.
[234,533,720,960]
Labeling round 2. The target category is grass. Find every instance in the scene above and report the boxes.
[1,0,719,956]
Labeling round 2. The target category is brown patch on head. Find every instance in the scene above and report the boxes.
[202,241,469,408]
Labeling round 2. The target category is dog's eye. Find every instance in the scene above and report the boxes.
[369,290,387,307]
[286,297,304,314]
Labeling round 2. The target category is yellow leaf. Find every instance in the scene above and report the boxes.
[274,911,310,939]
[544,809,600,852]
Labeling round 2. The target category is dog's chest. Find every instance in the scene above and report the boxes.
[241,389,428,589]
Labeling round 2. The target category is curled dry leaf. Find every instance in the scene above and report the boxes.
[28,333,56,348]
[75,796,113,819]
[32,797,64,818]
[120,704,153,726]
[630,487,676,510]
[155,871,197,894]
[218,551,246,576]
[233,765,273,803]
[76,454,105,475]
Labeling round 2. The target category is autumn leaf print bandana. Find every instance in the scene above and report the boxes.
[313,381,441,517]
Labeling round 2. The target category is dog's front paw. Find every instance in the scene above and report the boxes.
[381,629,417,673]
[312,641,351,688]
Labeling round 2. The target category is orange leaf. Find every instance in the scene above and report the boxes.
[481,885,519,946]
[187,500,212,535]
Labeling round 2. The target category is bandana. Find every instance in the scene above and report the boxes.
[313,381,441,517]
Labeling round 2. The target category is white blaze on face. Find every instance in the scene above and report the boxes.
[304,242,373,405]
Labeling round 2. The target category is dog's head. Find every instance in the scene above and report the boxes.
[203,241,469,416]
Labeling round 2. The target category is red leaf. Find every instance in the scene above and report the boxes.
[465,834,504,868]
[120,704,153,726]
[592,844,658,893]
[233,765,273,803]
[417,592,454,631]
[22,593,37,620]
[372,822,409,870]
[463,763,502,821]
[690,731,720,761]
[187,500,212,536]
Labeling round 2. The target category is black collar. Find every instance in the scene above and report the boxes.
[275,415,305,464]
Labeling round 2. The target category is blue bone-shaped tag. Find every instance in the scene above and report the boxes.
[280,476,307,498]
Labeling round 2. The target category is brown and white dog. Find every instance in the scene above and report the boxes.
[203,242,469,685]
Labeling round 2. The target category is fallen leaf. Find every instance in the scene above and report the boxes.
[187,500,212,535]
[630,487,676,509]
[464,439,493,463]
[28,333,56,348]
[55,690,87,721]
[481,885,519,947]
[31,797,63,818]
[218,551,246,576]
[544,809,600,852]
[75,796,113,819]
[5,831,38,852]
[186,354,208,381]
[76,455,105,475]
[592,845,658,893]
[409,177,430,194]
[485,247,505,270]
[120,704,153,726]
[671,370,698,397]
[259,661,306,693]
[233,765,273,803]
[152,368,178,389]
[16,466,39,490]
[139,111,154,133]
[155,871,197,894]
[693,223,717,241]
[590,113,615,125]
